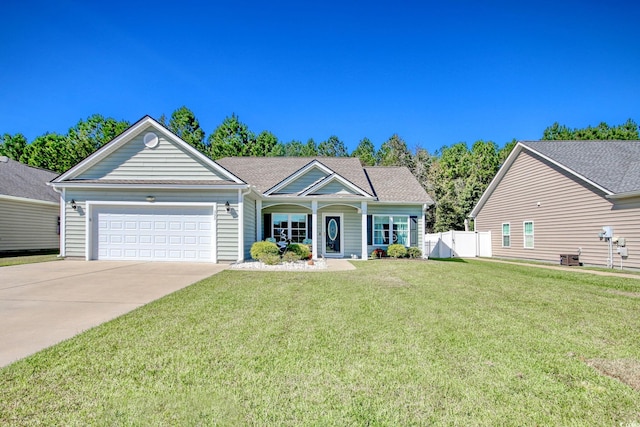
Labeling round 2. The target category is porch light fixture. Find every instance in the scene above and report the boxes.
[70,199,77,210]
[225,201,230,212]
[146,196,155,202]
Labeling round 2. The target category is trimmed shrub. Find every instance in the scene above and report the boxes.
[250,241,280,261]
[286,243,311,260]
[261,253,282,265]
[282,251,300,263]
[407,247,422,259]
[387,244,407,258]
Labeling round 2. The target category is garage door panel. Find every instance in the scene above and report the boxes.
[93,205,214,262]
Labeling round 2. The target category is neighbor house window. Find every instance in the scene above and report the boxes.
[502,223,510,247]
[373,215,409,246]
[524,221,534,249]
[272,213,308,243]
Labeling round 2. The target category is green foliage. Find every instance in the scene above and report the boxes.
[371,248,386,258]
[285,243,310,260]
[377,134,414,169]
[208,114,253,159]
[65,114,130,165]
[254,130,279,157]
[167,106,206,153]
[0,133,27,160]
[250,241,280,261]
[260,253,282,265]
[542,119,639,141]
[281,251,300,263]
[407,247,422,258]
[351,137,376,166]
[387,244,408,258]
[20,133,73,172]
[317,135,348,157]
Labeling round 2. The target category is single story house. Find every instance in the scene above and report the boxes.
[50,116,433,262]
[0,156,59,254]
[470,140,640,269]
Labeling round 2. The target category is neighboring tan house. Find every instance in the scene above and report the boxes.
[470,140,640,268]
[50,116,433,262]
[0,156,59,254]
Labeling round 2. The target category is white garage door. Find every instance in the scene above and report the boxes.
[93,205,214,262]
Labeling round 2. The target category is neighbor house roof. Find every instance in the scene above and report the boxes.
[0,156,58,203]
[471,140,640,217]
[520,140,640,194]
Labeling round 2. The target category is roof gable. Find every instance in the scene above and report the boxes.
[471,140,640,217]
[53,116,243,184]
[266,160,333,195]
[0,157,58,203]
[301,174,371,197]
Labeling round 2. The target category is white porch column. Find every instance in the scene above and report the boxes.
[256,199,262,241]
[422,203,427,259]
[312,200,318,259]
[361,201,368,260]
[237,189,244,262]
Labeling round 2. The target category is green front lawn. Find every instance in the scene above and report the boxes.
[1,260,639,425]
[0,253,60,267]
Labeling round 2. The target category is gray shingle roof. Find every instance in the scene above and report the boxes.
[216,157,375,195]
[0,157,58,202]
[216,157,432,203]
[365,167,433,203]
[520,140,640,194]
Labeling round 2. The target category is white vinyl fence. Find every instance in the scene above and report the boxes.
[424,231,492,258]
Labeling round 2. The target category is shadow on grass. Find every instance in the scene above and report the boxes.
[428,258,468,263]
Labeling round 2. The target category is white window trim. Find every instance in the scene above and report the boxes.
[272,213,309,244]
[523,220,534,249]
[373,215,410,246]
[502,222,511,248]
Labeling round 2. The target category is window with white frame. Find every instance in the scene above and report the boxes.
[272,213,308,243]
[524,221,534,248]
[373,215,409,246]
[502,223,511,247]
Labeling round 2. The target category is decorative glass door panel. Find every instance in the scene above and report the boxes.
[324,215,342,256]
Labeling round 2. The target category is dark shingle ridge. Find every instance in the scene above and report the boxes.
[520,140,640,194]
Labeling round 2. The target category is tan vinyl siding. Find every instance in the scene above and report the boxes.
[0,198,59,252]
[475,150,640,268]
[243,194,256,260]
[276,168,327,194]
[64,189,239,261]
[77,127,228,181]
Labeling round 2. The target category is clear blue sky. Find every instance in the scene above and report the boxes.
[1,0,638,153]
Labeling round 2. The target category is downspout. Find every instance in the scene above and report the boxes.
[49,183,65,258]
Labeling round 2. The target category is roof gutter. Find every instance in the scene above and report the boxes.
[606,191,640,200]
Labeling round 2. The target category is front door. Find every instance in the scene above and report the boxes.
[324,214,343,257]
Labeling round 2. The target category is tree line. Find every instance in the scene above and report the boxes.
[1,107,638,232]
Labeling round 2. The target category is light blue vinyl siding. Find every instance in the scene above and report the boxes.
[63,189,239,261]
[77,127,229,181]
[312,180,359,195]
[243,194,256,260]
[366,204,423,255]
[275,168,327,194]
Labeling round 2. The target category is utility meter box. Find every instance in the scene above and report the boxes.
[618,237,626,247]
[618,247,629,257]
[601,226,613,238]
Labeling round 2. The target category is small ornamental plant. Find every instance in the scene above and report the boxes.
[286,243,311,260]
[250,241,280,262]
[371,248,386,259]
[282,251,300,263]
[407,247,422,259]
[387,244,408,258]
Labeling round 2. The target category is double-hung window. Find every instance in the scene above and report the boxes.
[523,221,534,249]
[502,223,511,248]
[272,213,308,243]
[373,215,409,246]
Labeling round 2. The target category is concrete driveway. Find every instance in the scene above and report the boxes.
[0,260,227,367]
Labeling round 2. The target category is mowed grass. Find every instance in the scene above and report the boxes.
[1,260,640,426]
[0,253,60,267]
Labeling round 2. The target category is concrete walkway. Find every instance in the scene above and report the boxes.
[0,260,227,367]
